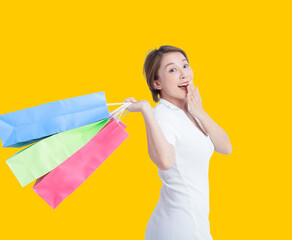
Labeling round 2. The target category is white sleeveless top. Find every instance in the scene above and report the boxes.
[145,98,215,240]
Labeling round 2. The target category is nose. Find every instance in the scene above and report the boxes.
[180,69,187,79]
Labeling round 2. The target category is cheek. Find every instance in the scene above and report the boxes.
[164,83,177,94]
[190,70,194,78]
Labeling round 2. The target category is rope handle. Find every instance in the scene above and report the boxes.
[108,102,133,123]
[107,103,125,106]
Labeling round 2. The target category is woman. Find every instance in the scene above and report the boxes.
[124,45,232,240]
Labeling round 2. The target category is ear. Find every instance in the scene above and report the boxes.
[153,80,162,90]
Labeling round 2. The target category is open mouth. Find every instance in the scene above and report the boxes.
[178,82,189,90]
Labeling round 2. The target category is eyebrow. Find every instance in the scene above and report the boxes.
[165,59,188,70]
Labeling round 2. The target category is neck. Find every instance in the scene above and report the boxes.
[160,95,189,112]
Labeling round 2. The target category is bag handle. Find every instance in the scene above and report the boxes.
[107,103,125,106]
[108,102,132,123]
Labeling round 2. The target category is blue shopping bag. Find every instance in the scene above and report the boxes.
[0,91,110,147]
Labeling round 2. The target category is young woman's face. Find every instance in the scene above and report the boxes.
[154,51,193,102]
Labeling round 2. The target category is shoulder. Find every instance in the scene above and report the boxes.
[153,103,173,120]
[153,104,178,131]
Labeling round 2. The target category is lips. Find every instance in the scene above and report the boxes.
[178,81,189,87]
[178,82,189,92]
[178,86,188,91]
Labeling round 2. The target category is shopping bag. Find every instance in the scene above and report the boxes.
[6,118,110,187]
[33,117,129,209]
[0,91,110,147]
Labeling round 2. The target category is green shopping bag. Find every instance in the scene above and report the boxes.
[6,118,110,187]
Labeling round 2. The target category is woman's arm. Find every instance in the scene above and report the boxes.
[196,110,232,155]
[123,98,175,170]
[186,82,232,155]
[141,102,175,170]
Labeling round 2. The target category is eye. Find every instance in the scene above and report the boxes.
[169,64,189,73]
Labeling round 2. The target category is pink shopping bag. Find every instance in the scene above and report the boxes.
[33,117,129,209]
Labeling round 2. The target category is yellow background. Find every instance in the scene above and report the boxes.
[0,1,291,239]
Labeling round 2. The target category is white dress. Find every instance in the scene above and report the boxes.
[145,98,215,240]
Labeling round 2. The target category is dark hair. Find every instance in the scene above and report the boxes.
[143,45,189,102]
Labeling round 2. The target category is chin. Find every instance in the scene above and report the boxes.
[175,95,188,101]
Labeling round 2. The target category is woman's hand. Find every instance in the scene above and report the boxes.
[123,97,150,113]
[187,81,205,118]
